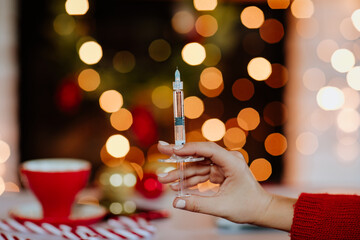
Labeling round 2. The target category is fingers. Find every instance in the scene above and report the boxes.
[158,164,211,184]
[173,195,223,217]
[170,175,210,190]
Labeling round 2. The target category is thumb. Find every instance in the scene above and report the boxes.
[173,195,221,217]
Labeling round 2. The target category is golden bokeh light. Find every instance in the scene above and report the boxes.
[99,90,123,113]
[264,133,287,156]
[193,0,217,11]
[223,127,246,150]
[152,86,172,109]
[79,41,103,65]
[53,14,75,36]
[0,140,10,164]
[239,149,249,164]
[351,9,360,32]
[302,68,326,91]
[263,101,288,126]
[237,108,260,131]
[291,0,314,19]
[296,18,319,39]
[316,86,344,111]
[232,78,254,101]
[100,145,124,167]
[342,87,360,109]
[109,202,122,214]
[249,158,272,182]
[267,0,290,9]
[201,118,226,141]
[106,134,130,158]
[346,66,360,90]
[172,11,195,34]
[110,108,133,131]
[247,57,272,81]
[184,96,204,119]
[337,142,359,163]
[200,67,223,90]
[78,68,100,92]
[203,44,221,66]
[182,42,206,66]
[296,132,318,155]
[110,173,123,187]
[124,173,137,187]
[337,109,359,133]
[340,18,360,41]
[148,39,171,62]
[5,182,20,192]
[265,64,288,88]
[225,118,240,130]
[124,201,136,213]
[199,79,224,98]
[126,146,145,166]
[187,130,207,142]
[113,51,136,73]
[331,49,355,73]
[259,19,284,44]
[195,15,218,37]
[316,39,339,63]
[240,6,264,29]
[65,0,89,15]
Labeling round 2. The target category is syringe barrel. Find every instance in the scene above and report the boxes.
[173,90,185,146]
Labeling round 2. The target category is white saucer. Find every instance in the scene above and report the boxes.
[9,202,107,225]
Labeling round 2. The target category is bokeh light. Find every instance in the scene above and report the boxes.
[148,39,171,62]
[106,134,130,158]
[203,43,221,66]
[264,133,287,156]
[346,66,360,90]
[249,158,272,182]
[340,18,360,41]
[109,202,123,214]
[265,64,288,88]
[337,142,359,163]
[195,15,218,37]
[53,14,75,36]
[247,57,272,81]
[65,0,89,15]
[124,173,137,187]
[79,41,103,65]
[78,69,100,92]
[296,132,318,155]
[296,18,319,39]
[201,118,226,141]
[200,67,223,90]
[99,90,123,113]
[316,86,344,111]
[100,145,124,167]
[110,173,123,187]
[182,42,206,66]
[259,19,284,44]
[225,118,240,130]
[310,109,334,131]
[184,96,204,119]
[110,108,133,131]
[291,0,314,19]
[5,182,20,193]
[187,130,207,142]
[237,108,260,131]
[126,146,145,166]
[238,149,249,164]
[337,109,360,133]
[0,140,10,164]
[331,49,355,73]
[302,68,326,91]
[316,39,339,63]
[124,201,136,213]
[232,78,254,101]
[172,11,195,34]
[267,0,290,9]
[223,127,246,150]
[263,101,288,126]
[351,9,360,32]
[240,6,264,29]
[151,86,172,109]
[113,51,136,73]
[342,87,360,109]
[193,0,217,11]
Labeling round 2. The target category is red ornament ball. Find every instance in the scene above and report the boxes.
[136,172,164,199]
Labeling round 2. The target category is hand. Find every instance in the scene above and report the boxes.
[157,141,296,231]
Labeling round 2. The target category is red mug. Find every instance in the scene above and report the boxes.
[20,159,91,220]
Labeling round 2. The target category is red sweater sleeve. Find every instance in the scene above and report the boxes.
[290,193,360,239]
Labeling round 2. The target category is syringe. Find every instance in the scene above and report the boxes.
[173,68,186,196]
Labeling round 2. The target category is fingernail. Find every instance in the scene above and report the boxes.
[175,199,186,209]
[170,182,179,187]
[173,145,184,150]
[157,173,168,178]
[158,140,170,146]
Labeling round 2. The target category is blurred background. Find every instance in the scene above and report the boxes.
[1,0,360,214]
